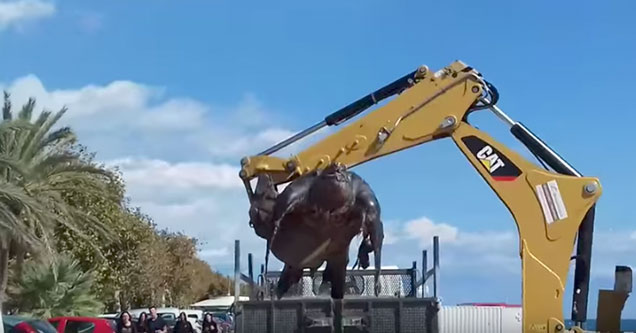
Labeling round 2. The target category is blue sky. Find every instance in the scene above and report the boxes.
[1,0,635,321]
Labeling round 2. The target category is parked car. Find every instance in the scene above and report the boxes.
[3,315,58,333]
[95,315,118,330]
[48,317,115,333]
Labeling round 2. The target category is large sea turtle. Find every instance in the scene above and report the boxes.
[248,162,384,299]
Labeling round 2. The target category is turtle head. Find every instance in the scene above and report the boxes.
[309,162,354,214]
[319,162,350,183]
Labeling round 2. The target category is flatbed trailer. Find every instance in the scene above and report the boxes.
[231,237,441,333]
[235,296,440,333]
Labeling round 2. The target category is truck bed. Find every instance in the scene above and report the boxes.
[234,296,440,333]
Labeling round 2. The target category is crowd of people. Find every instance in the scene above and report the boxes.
[116,306,220,333]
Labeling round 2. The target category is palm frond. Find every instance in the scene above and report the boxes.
[0,202,31,241]
[16,110,51,161]
[17,98,36,121]
[0,156,28,179]
[32,109,50,128]
[0,184,49,249]
[26,152,81,179]
[0,119,33,132]
[0,120,36,162]
[2,91,11,121]
[22,108,69,163]
[37,127,76,154]
[7,254,103,318]
[39,164,116,189]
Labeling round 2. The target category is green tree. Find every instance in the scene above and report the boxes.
[0,93,242,314]
[191,258,224,300]
[6,254,103,319]
[109,209,170,310]
[54,171,154,311]
[0,93,119,313]
[160,230,199,307]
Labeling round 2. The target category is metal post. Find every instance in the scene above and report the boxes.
[248,253,254,298]
[422,250,428,298]
[411,261,417,297]
[433,236,439,299]
[334,299,343,333]
[234,240,240,305]
[248,253,254,282]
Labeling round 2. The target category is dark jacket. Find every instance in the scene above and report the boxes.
[117,321,139,333]
[136,319,149,333]
[172,320,194,333]
[201,320,218,333]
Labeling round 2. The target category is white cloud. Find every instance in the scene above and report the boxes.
[382,227,399,245]
[0,74,301,162]
[230,93,273,128]
[206,128,296,158]
[139,98,208,131]
[379,216,519,277]
[403,217,459,246]
[107,157,242,191]
[2,74,164,123]
[0,0,55,31]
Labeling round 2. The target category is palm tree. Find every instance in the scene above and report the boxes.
[0,92,119,313]
[6,254,104,318]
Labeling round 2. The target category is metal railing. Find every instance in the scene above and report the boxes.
[261,267,418,299]
[233,236,441,302]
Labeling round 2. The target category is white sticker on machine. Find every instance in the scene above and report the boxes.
[535,180,568,224]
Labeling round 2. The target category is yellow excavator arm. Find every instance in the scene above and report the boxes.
[238,60,602,333]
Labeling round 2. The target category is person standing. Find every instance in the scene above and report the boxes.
[147,307,167,333]
[172,313,194,333]
[136,312,149,333]
[117,311,138,333]
[200,313,218,333]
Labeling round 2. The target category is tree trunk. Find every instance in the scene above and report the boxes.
[0,238,10,333]
[115,290,121,312]
[13,244,23,281]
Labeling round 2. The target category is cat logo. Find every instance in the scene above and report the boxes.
[529,324,547,332]
[476,145,505,173]
[461,135,522,182]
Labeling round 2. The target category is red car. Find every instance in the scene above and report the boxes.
[3,315,58,333]
[48,317,115,333]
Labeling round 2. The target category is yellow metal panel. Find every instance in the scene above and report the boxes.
[451,124,600,333]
